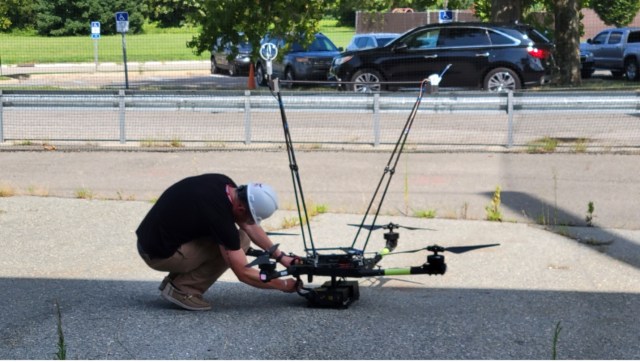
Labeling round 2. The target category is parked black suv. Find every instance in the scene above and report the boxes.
[329,22,555,92]
[255,33,342,87]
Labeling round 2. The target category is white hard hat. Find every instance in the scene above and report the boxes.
[244,183,278,224]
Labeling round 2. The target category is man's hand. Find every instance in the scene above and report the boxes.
[282,278,303,293]
[276,252,300,268]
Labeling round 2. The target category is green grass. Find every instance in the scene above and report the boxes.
[0,32,207,64]
[0,20,354,65]
[319,18,355,50]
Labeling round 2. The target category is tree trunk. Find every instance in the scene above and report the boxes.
[491,0,521,22]
[553,0,581,86]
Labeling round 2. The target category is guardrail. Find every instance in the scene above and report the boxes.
[1,89,640,150]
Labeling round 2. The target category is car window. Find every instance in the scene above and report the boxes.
[488,30,517,45]
[355,37,368,48]
[365,37,376,47]
[237,42,251,52]
[592,32,608,44]
[405,28,440,49]
[628,31,640,43]
[608,32,623,44]
[308,36,338,51]
[437,27,490,47]
[376,37,396,47]
[524,28,551,43]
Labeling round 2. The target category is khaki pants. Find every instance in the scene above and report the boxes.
[139,230,251,295]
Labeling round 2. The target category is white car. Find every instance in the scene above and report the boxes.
[345,33,400,51]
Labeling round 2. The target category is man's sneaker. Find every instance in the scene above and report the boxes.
[160,282,211,311]
[158,273,178,291]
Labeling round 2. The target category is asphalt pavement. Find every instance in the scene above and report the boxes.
[0,150,639,359]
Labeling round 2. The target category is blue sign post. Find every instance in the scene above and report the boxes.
[115,12,130,89]
[90,21,100,71]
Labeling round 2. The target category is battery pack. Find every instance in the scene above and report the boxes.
[306,280,360,309]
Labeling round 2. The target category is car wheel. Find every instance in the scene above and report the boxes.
[211,57,221,74]
[625,59,639,81]
[581,69,594,79]
[284,68,295,88]
[483,67,521,92]
[350,69,383,93]
[255,63,267,86]
[229,63,238,77]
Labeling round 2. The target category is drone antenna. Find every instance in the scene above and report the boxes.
[258,42,317,257]
[351,77,432,252]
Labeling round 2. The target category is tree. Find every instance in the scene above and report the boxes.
[0,0,38,32]
[591,0,640,27]
[143,0,200,27]
[491,0,522,21]
[553,0,581,85]
[34,0,145,36]
[187,0,327,61]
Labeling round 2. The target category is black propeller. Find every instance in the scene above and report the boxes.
[245,243,279,268]
[389,243,500,255]
[349,222,434,231]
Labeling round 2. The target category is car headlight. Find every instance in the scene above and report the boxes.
[332,55,353,66]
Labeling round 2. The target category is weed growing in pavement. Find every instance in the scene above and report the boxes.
[526,136,558,153]
[170,138,183,148]
[551,321,562,359]
[414,209,437,218]
[485,186,502,222]
[573,138,588,153]
[14,140,34,146]
[27,185,50,197]
[54,300,66,360]
[0,183,16,197]
[74,187,94,199]
[460,202,469,219]
[585,201,595,226]
[281,216,301,229]
[279,203,328,229]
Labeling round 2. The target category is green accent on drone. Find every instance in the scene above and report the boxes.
[384,268,411,276]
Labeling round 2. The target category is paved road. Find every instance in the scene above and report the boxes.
[0,150,639,359]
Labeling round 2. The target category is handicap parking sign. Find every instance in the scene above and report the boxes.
[91,21,100,39]
[439,10,453,23]
[115,11,129,33]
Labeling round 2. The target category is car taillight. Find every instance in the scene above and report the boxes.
[527,47,548,59]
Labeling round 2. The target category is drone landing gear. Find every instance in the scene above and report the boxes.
[304,278,360,309]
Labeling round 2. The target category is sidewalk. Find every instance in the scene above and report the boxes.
[0,60,209,76]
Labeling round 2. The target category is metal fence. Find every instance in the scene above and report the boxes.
[1,89,640,152]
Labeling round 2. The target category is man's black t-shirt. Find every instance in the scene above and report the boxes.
[136,174,241,259]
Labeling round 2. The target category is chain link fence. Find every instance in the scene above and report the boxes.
[1,89,639,153]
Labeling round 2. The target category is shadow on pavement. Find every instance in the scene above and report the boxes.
[487,190,640,271]
[1,277,638,360]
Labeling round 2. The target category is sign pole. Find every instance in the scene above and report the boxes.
[115,11,130,89]
[121,32,129,89]
[94,39,99,72]
[90,21,101,72]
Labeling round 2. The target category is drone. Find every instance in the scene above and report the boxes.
[247,48,498,308]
